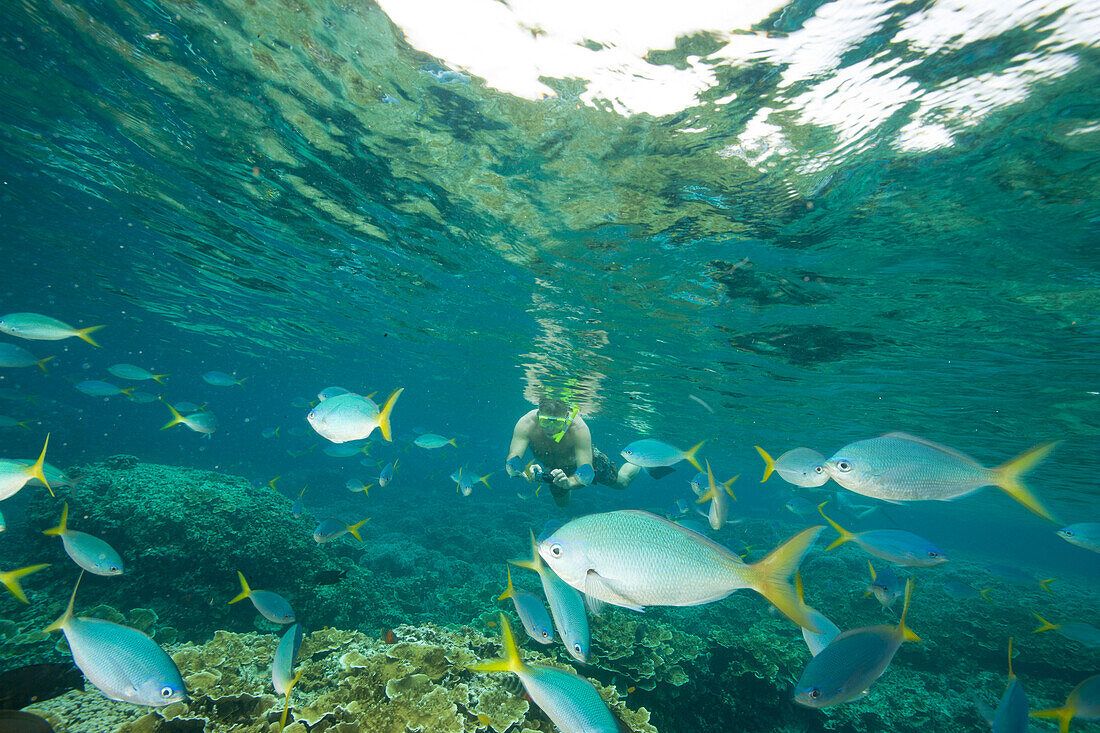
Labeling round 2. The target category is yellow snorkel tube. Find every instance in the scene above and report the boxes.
[552,405,580,443]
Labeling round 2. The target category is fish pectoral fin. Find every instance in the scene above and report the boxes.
[584,569,644,613]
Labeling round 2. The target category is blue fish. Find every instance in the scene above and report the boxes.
[498,567,554,645]
[228,571,295,624]
[819,503,946,567]
[511,531,590,663]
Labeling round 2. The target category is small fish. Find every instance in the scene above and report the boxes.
[755,446,829,487]
[378,460,398,487]
[1032,613,1100,649]
[511,531,590,663]
[472,614,620,733]
[0,563,50,603]
[498,566,555,645]
[317,386,350,401]
[272,622,304,696]
[308,389,402,444]
[793,579,920,707]
[324,442,370,458]
[202,371,246,387]
[942,580,992,604]
[75,381,133,398]
[345,478,373,495]
[991,637,1029,733]
[0,313,103,346]
[128,391,159,404]
[1030,674,1100,731]
[262,427,280,439]
[984,565,1055,593]
[160,402,218,434]
[688,471,707,497]
[620,438,705,471]
[45,573,186,705]
[228,571,295,624]
[291,486,306,518]
[1056,523,1100,553]
[43,503,123,576]
[0,343,54,373]
[107,364,168,383]
[382,628,397,644]
[451,467,491,496]
[694,460,737,530]
[819,503,947,567]
[0,415,31,430]
[0,434,51,500]
[865,561,903,609]
[0,388,35,402]
[796,573,840,657]
[313,569,347,585]
[823,432,1059,521]
[313,517,369,544]
[786,496,817,517]
[414,433,456,449]
[539,510,824,632]
[173,401,203,413]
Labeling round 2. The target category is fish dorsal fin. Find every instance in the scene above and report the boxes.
[44,571,83,633]
[879,432,980,466]
[868,561,878,582]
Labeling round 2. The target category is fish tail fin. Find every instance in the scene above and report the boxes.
[0,563,49,604]
[75,325,104,347]
[745,525,824,632]
[274,427,280,438]
[1030,705,1076,733]
[722,475,738,500]
[794,572,806,603]
[377,388,404,442]
[44,571,82,632]
[36,355,55,375]
[479,473,492,488]
[347,518,370,542]
[43,501,68,536]
[754,446,775,482]
[980,587,994,605]
[161,401,185,430]
[993,442,1060,521]
[278,667,304,733]
[497,566,516,601]
[120,387,136,397]
[695,485,718,505]
[509,530,544,573]
[896,578,921,642]
[363,484,373,497]
[684,440,706,472]
[470,613,524,674]
[229,571,251,604]
[17,420,31,430]
[27,433,51,496]
[152,373,169,384]
[1039,577,1057,594]
[1031,611,1059,634]
[867,560,878,581]
[268,476,282,491]
[817,502,855,550]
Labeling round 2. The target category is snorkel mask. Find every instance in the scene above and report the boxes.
[538,405,579,442]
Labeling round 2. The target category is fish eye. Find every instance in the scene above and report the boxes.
[928,551,941,558]
[572,643,582,654]
[160,686,174,698]
[809,688,821,699]
[541,631,549,638]
[110,565,120,573]
[1063,530,1074,536]
[813,465,824,474]
[836,460,851,472]
[549,543,563,558]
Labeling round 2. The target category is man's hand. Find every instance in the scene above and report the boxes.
[549,468,571,490]
[505,456,524,477]
[523,463,544,483]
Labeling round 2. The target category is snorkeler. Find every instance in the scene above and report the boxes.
[504,398,640,508]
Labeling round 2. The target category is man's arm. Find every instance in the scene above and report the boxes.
[505,418,532,476]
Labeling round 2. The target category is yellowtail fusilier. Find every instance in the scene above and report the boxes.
[107,363,168,383]
[1056,523,1100,553]
[345,479,373,495]
[291,486,307,518]
[498,566,554,645]
[755,446,829,487]
[414,433,456,449]
[823,432,1059,521]
[1,563,50,603]
[1032,613,1100,649]
[160,400,218,434]
[818,503,947,567]
[313,517,369,544]
[317,386,350,401]
[0,434,51,499]
[539,510,824,632]
[452,467,491,496]
[695,460,737,530]
[228,571,295,624]
[511,531,590,663]
[987,637,1029,733]
[1031,674,1100,732]
[0,313,103,346]
[202,370,246,387]
[0,343,55,374]
[796,573,839,657]
[793,578,920,707]
[865,562,904,610]
[75,381,134,398]
[620,438,705,472]
[45,573,186,706]
[472,614,620,733]
[308,388,402,443]
[324,442,370,458]
[378,460,398,487]
[272,622,304,695]
[43,502,123,576]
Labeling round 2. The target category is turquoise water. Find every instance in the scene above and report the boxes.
[0,0,1098,731]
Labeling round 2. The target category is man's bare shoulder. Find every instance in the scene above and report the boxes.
[515,409,539,433]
